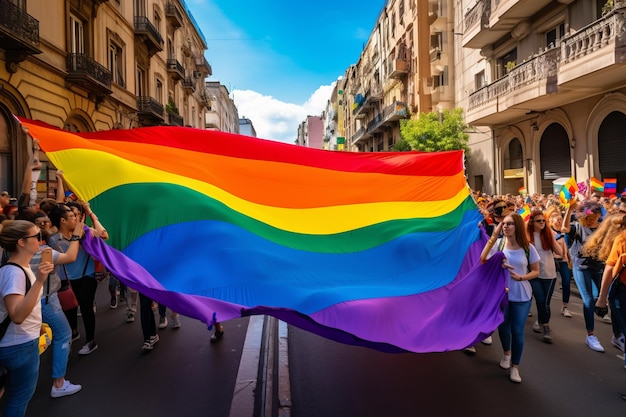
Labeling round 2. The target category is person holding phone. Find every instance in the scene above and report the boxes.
[30,218,85,398]
[0,220,55,417]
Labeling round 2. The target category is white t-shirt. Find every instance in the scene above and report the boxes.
[488,239,540,302]
[0,264,42,347]
[533,232,557,279]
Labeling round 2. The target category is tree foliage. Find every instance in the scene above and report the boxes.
[399,108,470,155]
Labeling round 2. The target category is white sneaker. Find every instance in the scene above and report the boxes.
[481,336,493,345]
[510,367,522,383]
[50,379,82,398]
[463,346,476,355]
[532,321,541,333]
[141,334,160,351]
[561,306,573,317]
[499,354,511,369]
[603,314,612,324]
[586,335,605,352]
[612,335,625,352]
[158,316,168,329]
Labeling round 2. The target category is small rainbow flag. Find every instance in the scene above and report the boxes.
[518,186,527,196]
[518,204,531,222]
[604,178,617,195]
[590,177,604,192]
[559,177,578,205]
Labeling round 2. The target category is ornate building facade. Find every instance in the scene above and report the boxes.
[0,0,211,196]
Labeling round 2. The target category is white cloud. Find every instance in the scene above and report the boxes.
[233,83,335,144]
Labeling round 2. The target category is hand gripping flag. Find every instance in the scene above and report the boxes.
[19,118,507,353]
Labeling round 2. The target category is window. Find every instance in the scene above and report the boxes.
[136,66,146,96]
[545,23,565,49]
[475,70,486,90]
[135,0,147,16]
[497,48,517,78]
[155,79,163,104]
[154,11,161,34]
[109,41,125,86]
[69,14,85,54]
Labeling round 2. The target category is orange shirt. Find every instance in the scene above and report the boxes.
[606,234,626,284]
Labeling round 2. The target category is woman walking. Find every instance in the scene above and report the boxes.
[0,220,54,417]
[480,213,539,383]
[527,209,564,342]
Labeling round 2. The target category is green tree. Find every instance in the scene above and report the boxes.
[399,108,470,155]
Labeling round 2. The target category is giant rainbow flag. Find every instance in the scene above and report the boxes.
[20,118,507,353]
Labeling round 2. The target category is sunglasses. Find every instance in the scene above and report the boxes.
[0,192,8,197]
[533,219,546,223]
[22,232,42,241]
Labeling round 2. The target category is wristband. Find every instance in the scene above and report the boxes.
[69,234,81,241]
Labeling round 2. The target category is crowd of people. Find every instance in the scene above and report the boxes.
[0,137,223,417]
[473,187,626,399]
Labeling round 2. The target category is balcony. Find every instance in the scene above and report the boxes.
[466,9,626,126]
[134,16,164,56]
[182,77,196,93]
[463,0,555,49]
[558,9,626,90]
[137,96,164,126]
[167,112,184,126]
[365,101,409,136]
[350,126,370,145]
[0,0,41,72]
[65,54,112,99]
[195,55,213,77]
[388,58,408,79]
[165,2,184,29]
[166,58,185,80]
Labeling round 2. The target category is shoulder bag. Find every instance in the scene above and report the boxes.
[56,257,88,311]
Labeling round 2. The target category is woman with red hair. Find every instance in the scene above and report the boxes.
[527,209,564,343]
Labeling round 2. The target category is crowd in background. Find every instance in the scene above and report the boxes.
[473,185,626,399]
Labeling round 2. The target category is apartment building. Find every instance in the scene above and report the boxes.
[204,81,239,133]
[458,0,626,195]
[322,80,345,151]
[296,116,324,148]
[0,0,211,196]
[239,117,257,137]
[342,0,455,153]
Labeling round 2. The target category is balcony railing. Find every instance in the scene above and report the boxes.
[134,16,164,55]
[167,112,184,126]
[182,77,196,93]
[166,58,185,80]
[0,0,41,54]
[468,8,625,113]
[351,126,367,144]
[561,11,620,65]
[464,0,489,32]
[195,55,212,76]
[165,2,184,28]
[65,53,112,95]
[137,96,164,125]
[365,101,409,135]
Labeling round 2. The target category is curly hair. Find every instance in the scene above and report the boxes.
[581,213,626,261]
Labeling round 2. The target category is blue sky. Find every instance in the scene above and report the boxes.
[184,0,384,142]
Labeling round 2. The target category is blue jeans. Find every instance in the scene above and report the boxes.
[609,280,626,366]
[498,300,531,366]
[530,278,556,325]
[41,292,72,379]
[0,338,39,417]
[556,260,571,303]
[572,267,603,332]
